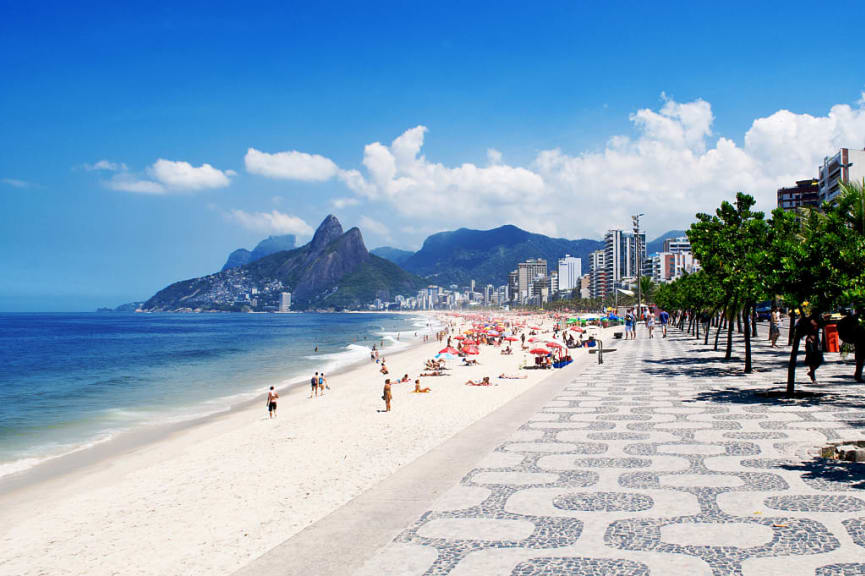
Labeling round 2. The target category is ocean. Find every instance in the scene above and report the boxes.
[0,312,436,478]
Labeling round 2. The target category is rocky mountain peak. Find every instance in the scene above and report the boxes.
[310,214,344,252]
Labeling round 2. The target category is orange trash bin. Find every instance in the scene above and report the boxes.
[824,323,840,353]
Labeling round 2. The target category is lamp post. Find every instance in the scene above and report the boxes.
[632,213,644,321]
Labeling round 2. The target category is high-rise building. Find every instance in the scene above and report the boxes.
[662,236,691,254]
[507,270,519,302]
[818,148,865,203]
[517,259,547,304]
[579,274,591,299]
[603,229,645,294]
[777,179,819,211]
[557,255,582,292]
[279,292,292,312]
[589,249,608,300]
[648,252,699,283]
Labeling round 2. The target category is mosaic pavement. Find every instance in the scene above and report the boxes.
[357,324,865,576]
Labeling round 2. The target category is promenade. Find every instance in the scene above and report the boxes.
[353,323,865,576]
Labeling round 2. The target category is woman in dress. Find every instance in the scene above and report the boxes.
[769,307,781,348]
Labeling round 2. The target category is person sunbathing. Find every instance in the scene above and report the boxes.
[412,379,431,393]
[401,374,410,382]
[380,363,389,375]
[420,370,443,377]
[499,373,527,379]
[465,376,492,386]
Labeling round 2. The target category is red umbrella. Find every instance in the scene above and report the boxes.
[529,348,550,355]
[504,337,518,342]
[463,339,478,345]
[454,335,466,340]
[439,346,460,355]
[463,346,480,355]
[546,342,563,349]
[530,326,541,330]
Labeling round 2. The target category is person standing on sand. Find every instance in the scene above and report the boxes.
[319,372,327,395]
[267,386,279,418]
[310,372,319,398]
[382,379,392,412]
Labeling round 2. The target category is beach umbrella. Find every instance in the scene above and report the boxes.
[546,342,563,349]
[454,335,466,340]
[463,346,480,355]
[487,330,499,336]
[436,352,457,360]
[439,346,460,355]
[504,336,518,342]
[529,348,550,355]
[530,326,541,330]
[463,339,478,345]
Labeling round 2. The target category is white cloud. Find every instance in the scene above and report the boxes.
[358,215,391,242]
[1,178,38,189]
[225,209,314,235]
[84,160,127,172]
[268,94,862,239]
[102,159,233,194]
[148,159,232,190]
[331,196,360,208]
[244,148,338,181]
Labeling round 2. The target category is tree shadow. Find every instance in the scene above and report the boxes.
[781,457,865,491]
[687,385,865,412]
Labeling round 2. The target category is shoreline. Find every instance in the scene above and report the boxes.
[0,312,592,576]
[0,312,439,492]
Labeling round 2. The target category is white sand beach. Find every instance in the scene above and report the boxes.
[0,313,595,576]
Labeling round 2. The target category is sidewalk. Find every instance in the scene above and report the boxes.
[356,324,865,575]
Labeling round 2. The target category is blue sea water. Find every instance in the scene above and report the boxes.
[0,312,434,477]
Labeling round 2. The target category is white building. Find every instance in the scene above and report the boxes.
[819,148,865,203]
[279,292,292,312]
[557,255,582,292]
[662,236,691,254]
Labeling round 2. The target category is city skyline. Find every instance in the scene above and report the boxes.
[3,1,865,310]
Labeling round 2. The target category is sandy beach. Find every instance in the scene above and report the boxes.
[0,313,593,576]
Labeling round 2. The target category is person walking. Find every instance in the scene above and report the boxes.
[646,311,655,339]
[266,386,279,418]
[624,309,634,340]
[769,307,781,348]
[803,316,823,384]
[319,372,327,395]
[310,372,319,398]
[659,309,669,338]
[381,378,392,412]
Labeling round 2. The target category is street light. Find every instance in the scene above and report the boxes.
[632,213,644,321]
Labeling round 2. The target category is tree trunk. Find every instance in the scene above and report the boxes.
[751,308,758,337]
[788,311,796,345]
[744,304,752,373]
[687,312,693,334]
[704,309,713,345]
[696,313,700,340]
[736,310,742,334]
[787,325,802,396]
[725,308,735,360]
[714,313,723,351]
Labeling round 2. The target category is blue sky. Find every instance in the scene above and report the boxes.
[2,1,865,311]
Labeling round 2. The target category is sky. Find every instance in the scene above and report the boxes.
[2,1,865,311]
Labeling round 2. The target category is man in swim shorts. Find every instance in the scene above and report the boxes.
[311,372,319,398]
[267,386,279,418]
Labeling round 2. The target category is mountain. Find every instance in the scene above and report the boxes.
[400,224,603,286]
[370,246,414,266]
[645,230,687,255]
[221,234,297,271]
[143,216,425,311]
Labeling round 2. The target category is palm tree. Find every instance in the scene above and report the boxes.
[640,276,656,304]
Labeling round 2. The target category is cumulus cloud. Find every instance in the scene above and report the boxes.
[102,159,233,194]
[245,93,865,238]
[244,148,338,181]
[84,160,127,172]
[225,209,314,235]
